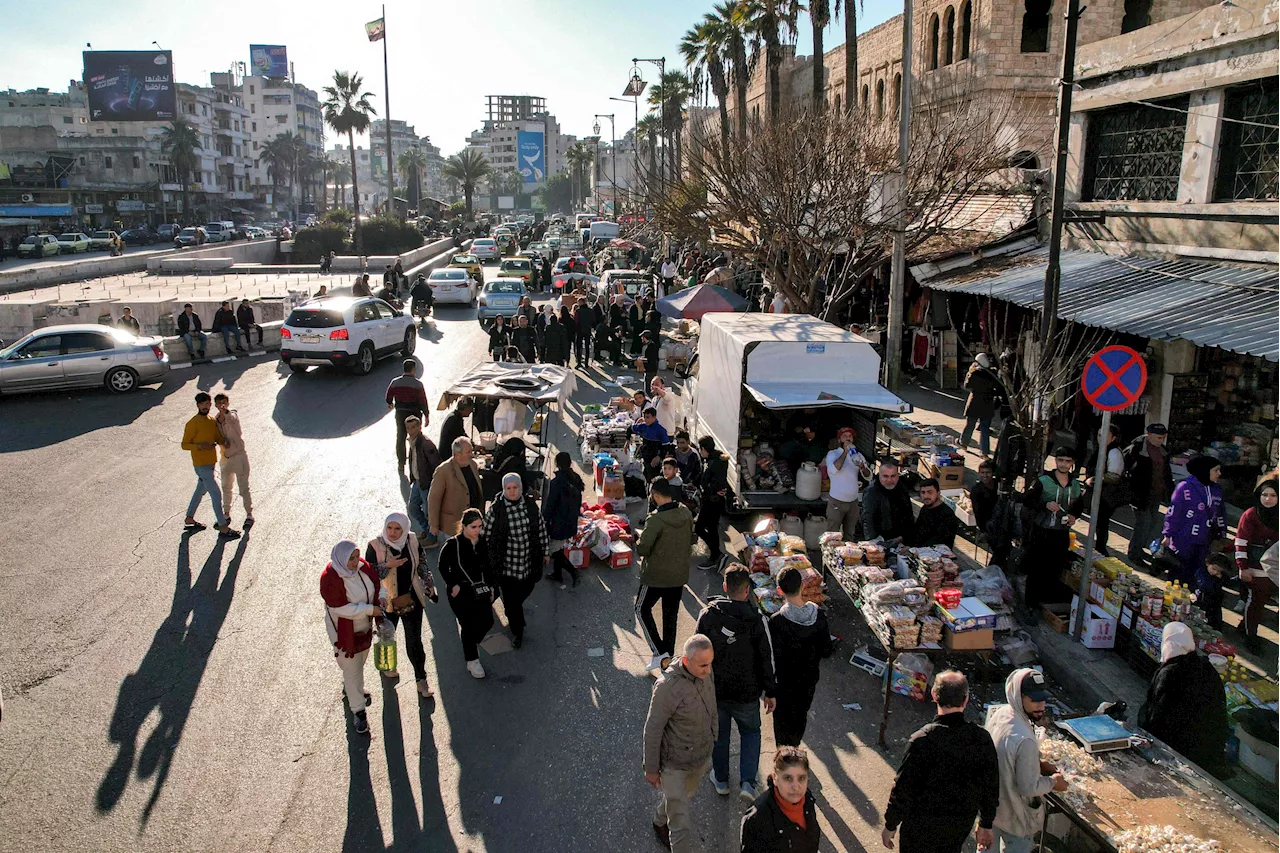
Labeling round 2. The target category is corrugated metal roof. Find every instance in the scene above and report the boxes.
[927,247,1280,361]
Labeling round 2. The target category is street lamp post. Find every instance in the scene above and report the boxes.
[594,114,616,219]
[615,76,644,220]
[631,57,665,193]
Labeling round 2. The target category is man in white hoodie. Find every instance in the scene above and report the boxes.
[983,668,1069,853]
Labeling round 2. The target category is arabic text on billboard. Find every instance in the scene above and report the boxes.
[517,131,544,184]
[83,51,176,122]
[249,45,289,78]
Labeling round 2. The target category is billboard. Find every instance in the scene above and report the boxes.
[517,131,544,184]
[249,45,289,78]
[83,51,176,122]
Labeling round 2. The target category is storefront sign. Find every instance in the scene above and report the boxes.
[0,204,74,218]
[116,200,146,212]
[84,204,105,214]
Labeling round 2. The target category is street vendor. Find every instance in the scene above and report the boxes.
[1137,621,1230,775]
[912,478,959,548]
[862,458,914,546]
[824,427,870,541]
[782,422,828,474]
[649,377,679,437]
[632,407,670,473]
[1021,447,1086,615]
[985,669,1068,853]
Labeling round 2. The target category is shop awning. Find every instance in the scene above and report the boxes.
[744,381,913,414]
[436,362,577,410]
[0,204,74,218]
[924,247,1280,362]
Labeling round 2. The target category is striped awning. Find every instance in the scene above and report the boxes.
[924,247,1279,362]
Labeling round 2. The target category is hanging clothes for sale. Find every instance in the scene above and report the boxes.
[911,329,933,370]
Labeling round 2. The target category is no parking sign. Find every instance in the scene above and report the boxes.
[1080,345,1147,411]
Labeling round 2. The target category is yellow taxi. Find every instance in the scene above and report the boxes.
[498,257,534,286]
[448,253,484,282]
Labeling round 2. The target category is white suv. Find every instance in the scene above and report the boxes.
[280,297,417,375]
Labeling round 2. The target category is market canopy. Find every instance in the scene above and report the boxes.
[607,238,645,250]
[656,284,748,321]
[744,381,913,414]
[436,362,577,410]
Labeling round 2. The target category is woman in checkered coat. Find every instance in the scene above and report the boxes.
[484,473,549,649]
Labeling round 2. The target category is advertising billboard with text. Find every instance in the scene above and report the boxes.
[517,131,544,184]
[83,51,176,121]
[249,45,289,78]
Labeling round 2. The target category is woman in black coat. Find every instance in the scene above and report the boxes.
[484,474,550,648]
[1137,621,1229,774]
[488,314,511,360]
[542,451,584,585]
[740,748,821,853]
[627,299,646,354]
[437,508,497,679]
[544,314,571,366]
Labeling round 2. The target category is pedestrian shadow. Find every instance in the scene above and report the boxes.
[344,720,384,852]
[417,322,444,343]
[374,678,458,853]
[94,529,248,824]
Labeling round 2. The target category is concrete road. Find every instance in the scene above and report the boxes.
[0,263,949,853]
[0,241,172,272]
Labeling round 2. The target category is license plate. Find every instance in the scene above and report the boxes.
[299,334,322,344]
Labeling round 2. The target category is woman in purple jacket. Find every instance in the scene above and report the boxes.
[1162,455,1227,584]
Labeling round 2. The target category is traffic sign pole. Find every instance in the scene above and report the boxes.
[1073,408,1111,640]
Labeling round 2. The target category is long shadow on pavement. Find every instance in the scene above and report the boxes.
[95,528,248,824]
[0,381,186,452]
[271,357,401,439]
[344,722,384,852]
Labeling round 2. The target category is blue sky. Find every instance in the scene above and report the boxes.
[0,0,903,154]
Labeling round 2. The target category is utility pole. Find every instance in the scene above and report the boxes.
[595,114,616,218]
[884,0,913,392]
[1035,0,1084,448]
[633,58,665,194]
[380,3,396,218]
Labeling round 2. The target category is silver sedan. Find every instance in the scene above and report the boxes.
[0,324,170,395]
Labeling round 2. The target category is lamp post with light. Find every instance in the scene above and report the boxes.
[630,57,664,193]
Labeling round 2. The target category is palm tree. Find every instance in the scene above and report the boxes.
[647,71,693,180]
[836,0,862,114]
[397,147,428,211]
[711,1,754,139]
[635,115,661,195]
[160,118,201,225]
[322,71,376,253]
[259,136,290,212]
[750,0,803,122]
[440,149,492,218]
[681,16,732,156]
[565,143,595,207]
[810,0,831,109]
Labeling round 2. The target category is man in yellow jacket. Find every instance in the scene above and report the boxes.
[181,392,240,539]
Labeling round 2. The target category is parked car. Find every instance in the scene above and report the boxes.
[471,237,500,262]
[174,227,207,248]
[15,234,60,258]
[597,269,651,307]
[477,278,527,325]
[426,268,478,306]
[498,257,534,288]
[279,297,416,376]
[0,324,169,395]
[202,222,233,243]
[56,233,92,254]
[120,228,158,246]
[87,230,120,251]
[447,253,484,282]
[156,224,181,240]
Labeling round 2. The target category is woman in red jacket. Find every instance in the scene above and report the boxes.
[1235,478,1278,653]
[321,540,387,735]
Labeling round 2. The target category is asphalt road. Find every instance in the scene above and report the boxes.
[0,263,952,853]
[0,241,172,272]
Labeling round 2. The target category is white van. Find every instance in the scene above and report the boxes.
[574,213,595,231]
[589,220,620,241]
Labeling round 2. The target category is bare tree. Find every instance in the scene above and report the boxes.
[650,97,1035,319]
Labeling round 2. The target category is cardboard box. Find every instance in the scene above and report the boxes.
[944,626,994,650]
[1070,595,1118,649]
[918,459,964,489]
[936,597,997,632]
[564,546,590,568]
[1042,604,1071,633]
[608,541,633,570]
[601,478,625,500]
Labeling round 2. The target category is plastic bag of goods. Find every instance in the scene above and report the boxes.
[890,652,933,699]
[493,399,526,437]
[779,534,808,555]
[767,554,812,576]
[960,565,1014,606]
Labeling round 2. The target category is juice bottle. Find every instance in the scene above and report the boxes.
[1164,582,1174,611]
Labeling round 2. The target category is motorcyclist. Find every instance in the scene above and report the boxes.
[410,274,433,319]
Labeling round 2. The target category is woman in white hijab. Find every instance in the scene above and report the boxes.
[320,539,386,735]
[1137,621,1229,773]
[365,512,437,699]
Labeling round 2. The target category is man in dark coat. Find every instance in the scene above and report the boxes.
[438,399,473,460]
[573,298,597,369]
[883,671,999,853]
[862,459,915,544]
[511,314,537,363]
[1122,423,1173,567]
[544,314,570,366]
[769,567,833,747]
[912,478,959,548]
[961,353,1003,458]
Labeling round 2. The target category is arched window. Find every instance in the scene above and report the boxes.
[875,79,885,119]
[928,14,940,70]
[861,84,870,113]
[835,93,843,114]
[959,1,972,59]
[1122,0,1152,32]
[943,7,956,65]
[893,73,902,119]
[1021,0,1051,52]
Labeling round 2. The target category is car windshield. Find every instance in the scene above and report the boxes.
[452,256,473,264]
[487,281,523,294]
[285,308,344,328]
[180,228,198,237]
[58,234,79,241]
[20,236,39,245]
[501,261,529,270]
[474,239,495,246]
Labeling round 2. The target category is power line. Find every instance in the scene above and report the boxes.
[1074,84,1280,131]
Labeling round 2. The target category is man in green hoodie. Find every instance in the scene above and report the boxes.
[983,668,1069,853]
[635,478,695,674]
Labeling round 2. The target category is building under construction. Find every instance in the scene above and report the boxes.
[485,95,546,124]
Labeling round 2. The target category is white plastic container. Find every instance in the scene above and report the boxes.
[795,462,822,501]
[803,515,826,550]
[780,514,803,538]
[741,448,757,478]
[479,431,498,451]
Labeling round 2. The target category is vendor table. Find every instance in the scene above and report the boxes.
[826,549,993,747]
[1037,731,1276,852]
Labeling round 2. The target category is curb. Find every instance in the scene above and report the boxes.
[169,345,280,370]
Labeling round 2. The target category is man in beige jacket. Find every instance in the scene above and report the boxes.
[643,633,718,852]
[214,393,252,527]
[429,437,485,539]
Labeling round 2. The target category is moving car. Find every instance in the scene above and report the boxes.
[0,324,169,395]
[15,234,60,258]
[527,241,552,261]
[471,237,500,262]
[156,223,181,241]
[87,230,120,251]
[120,228,159,246]
[279,297,416,376]
[56,233,91,253]
[498,257,534,287]
[552,256,589,276]
[426,268,478,306]
[448,253,484,282]
[174,227,207,248]
[477,278,527,325]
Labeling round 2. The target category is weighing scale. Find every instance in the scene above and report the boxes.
[1056,714,1134,754]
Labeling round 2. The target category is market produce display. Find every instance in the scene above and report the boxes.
[1110,825,1223,853]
